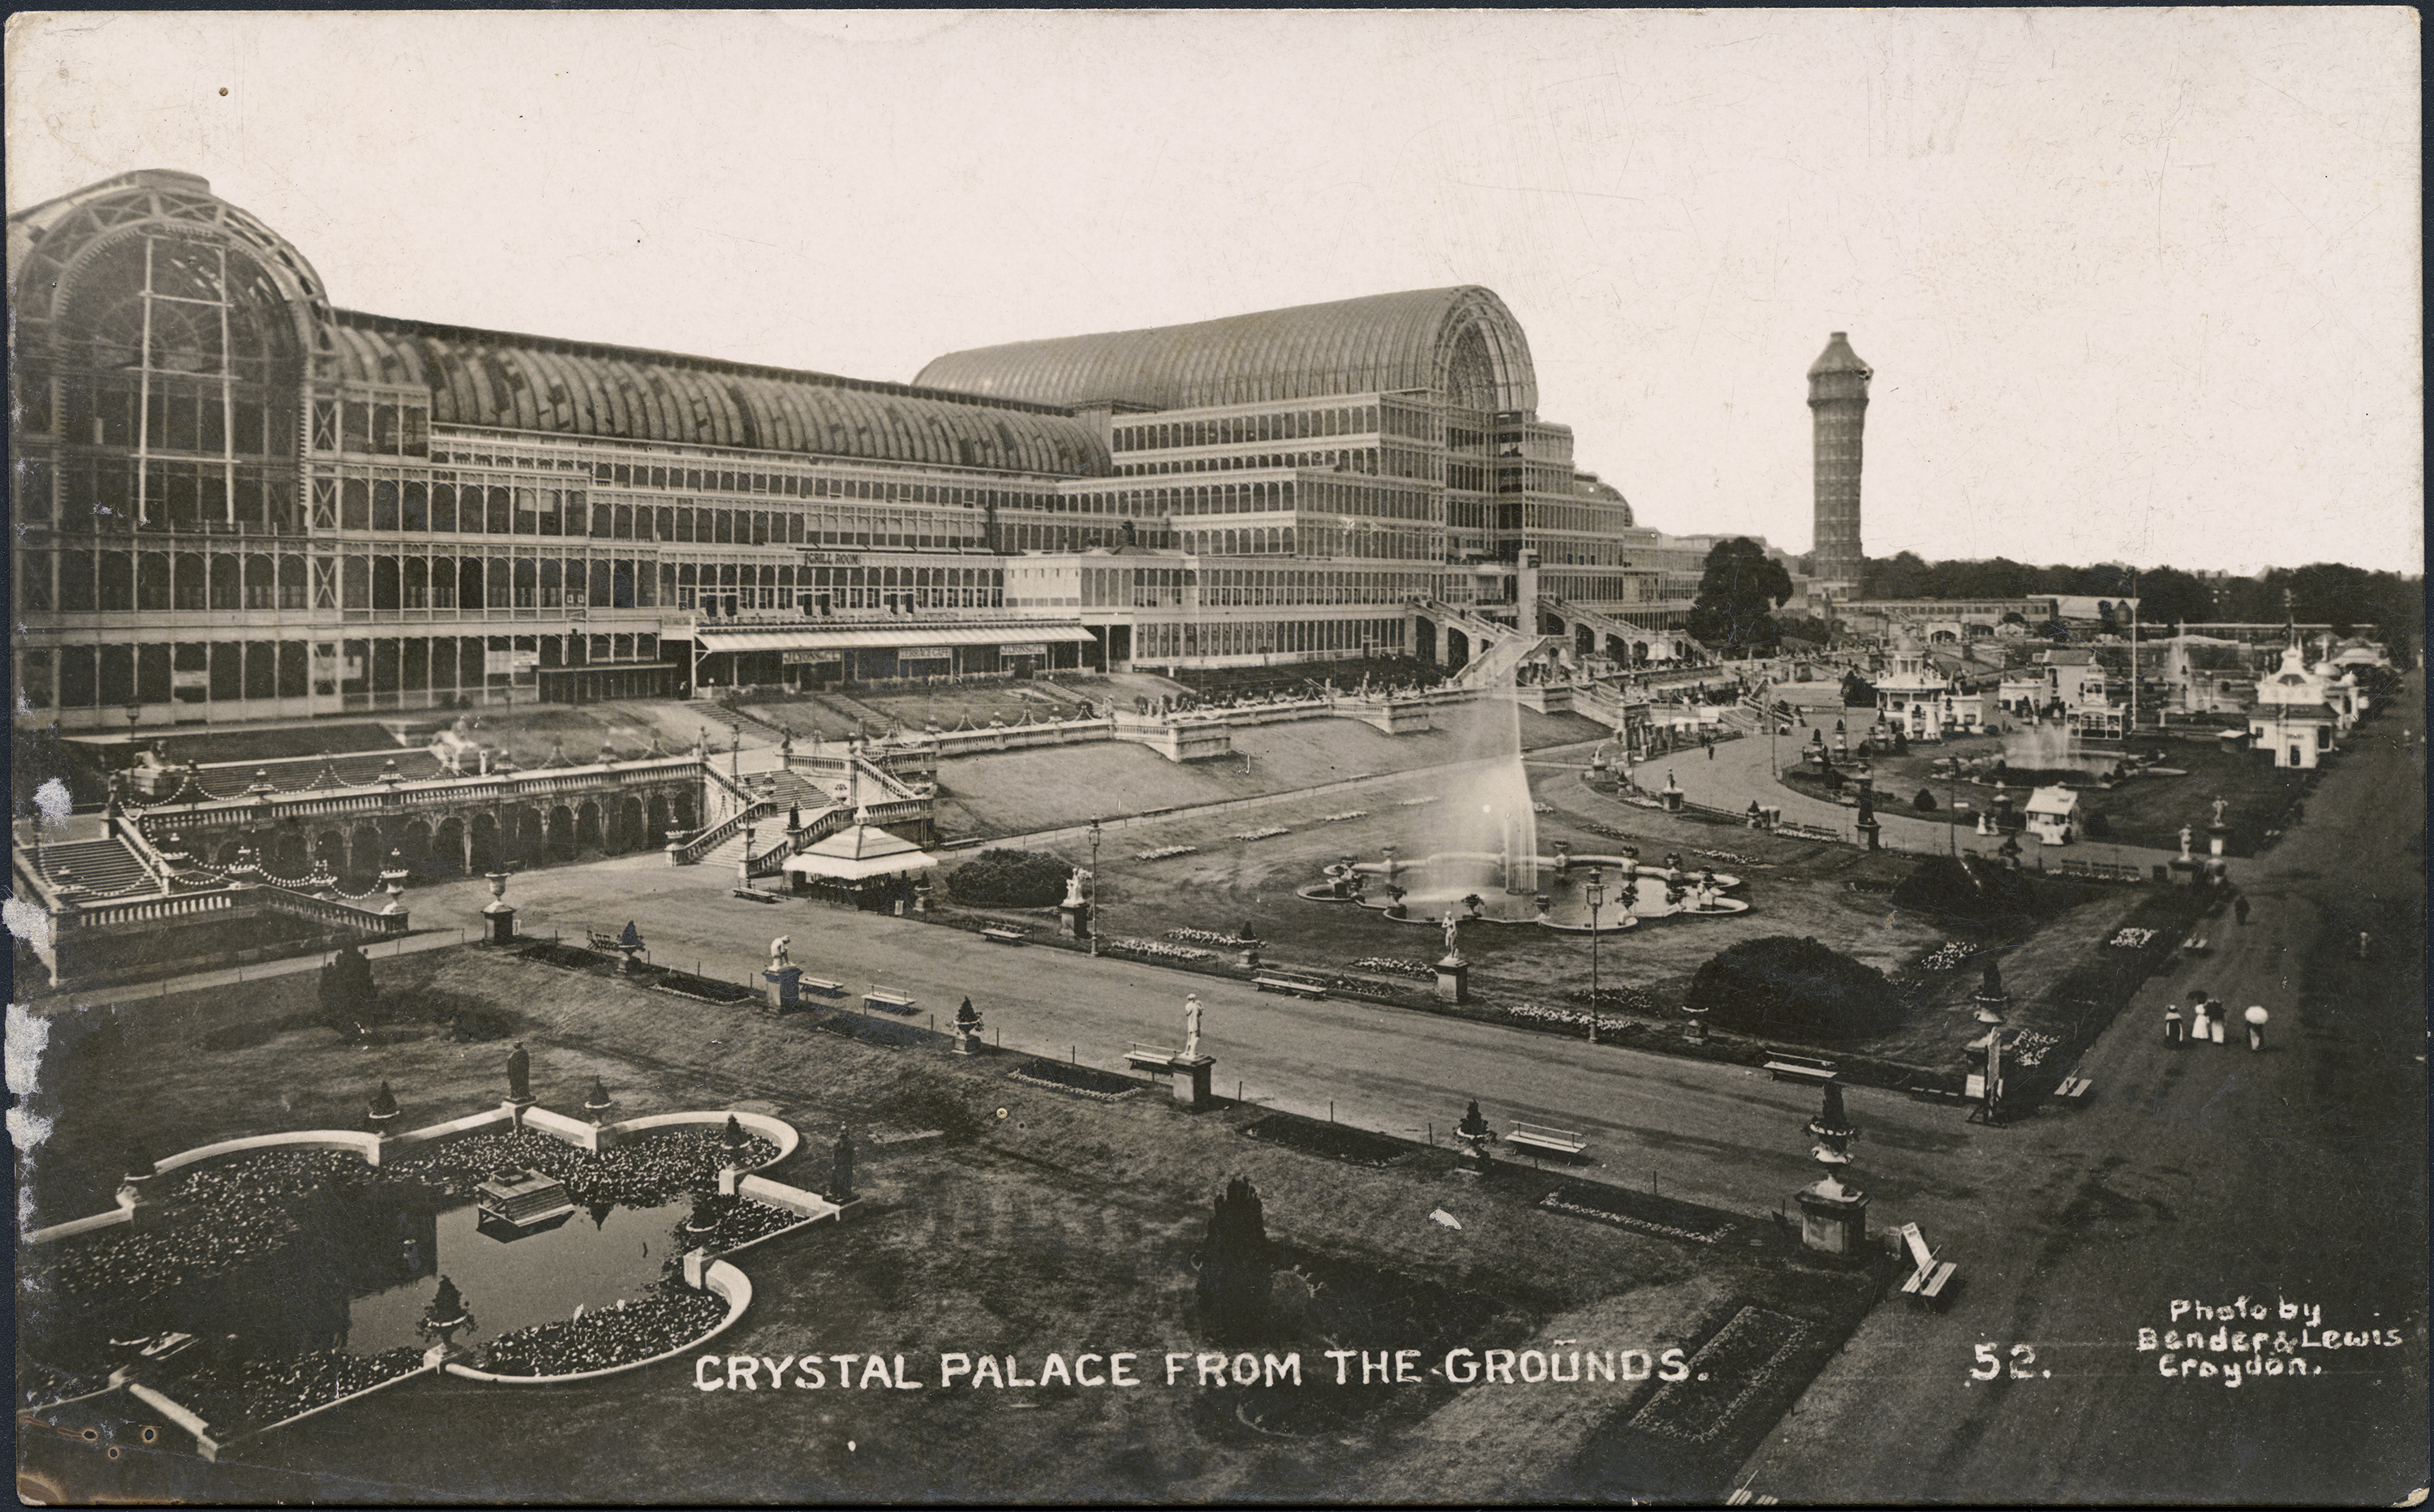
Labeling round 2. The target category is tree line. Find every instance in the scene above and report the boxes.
[1855,553,2422,642]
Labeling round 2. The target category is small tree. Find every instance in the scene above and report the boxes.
[1839,670,1877,707]
[319,945,378,1034]
[1195,1176,1273,1344]
[1912,788,1939,812]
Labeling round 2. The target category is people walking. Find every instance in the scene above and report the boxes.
[2189,996,2211,1043]
[2244,1005,2268,1052]
[2165,1003,2185,1046]
[2204,998,2227,1044]
[2234,894,2251,926]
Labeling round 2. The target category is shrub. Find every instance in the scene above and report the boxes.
[945,848,1074,908]
[1890,855,2049,924]
[1912,788,1938,812]
[1685,935,1904,1042]
[317,946,378,1033]
[2083,810,2113,839]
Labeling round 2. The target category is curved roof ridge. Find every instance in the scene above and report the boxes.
[330,307,1082,419]
[914,286,1537,413]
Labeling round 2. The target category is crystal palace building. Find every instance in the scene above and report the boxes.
[10,170,1740,730]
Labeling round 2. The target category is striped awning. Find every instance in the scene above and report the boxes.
[688,621,1096,653]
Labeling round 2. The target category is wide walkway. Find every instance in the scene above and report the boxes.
[1730,685,2426,1504]
[1641,678,2181,870]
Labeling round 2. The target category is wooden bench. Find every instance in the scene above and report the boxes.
[862,988,917,1016]
[1252,975,1329,999]
[798,976,846,1000]
[584,929,621,953]
[1125,1042,1181,1075]
[731,887,783,904]
[1765,1055,1840,1085]
[2053,1076,2095,1104]
[2181,935,2210,956]
[1506,1123,1589,1157]
[1894,1222,1960,1308]
[978,926,1029,945]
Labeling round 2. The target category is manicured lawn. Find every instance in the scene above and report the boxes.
[19,947,1873,1505]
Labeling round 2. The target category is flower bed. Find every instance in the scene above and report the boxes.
[1134,845,1200,861]
[1917,942,1973,972]
[1004,1059,1139,1101]
[1167,928,1254,947]
[1502,1000,1635,1036]
[1228,827,1292,843]
[1396,795,1441,807]
[471,1280,727,1378]
[383,1128,783,1207]
[1692,847,1757,866]
[677,1196,805,1252]
[2003,1027,2065,1071]
[2109,927,2159,948]
[172,1346,427,1433]
[1317,810,1370,823]
[1103,936,1216,964]
[1535,1183,1736,1245]
[1351,956,1434,980]
[1572,985,1660,1015]
[1239,1113,1408,1168]
[1628,1304,1814,1445]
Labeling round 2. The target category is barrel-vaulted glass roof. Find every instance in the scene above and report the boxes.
[914,286,1539,415]
[327,311,1110,475]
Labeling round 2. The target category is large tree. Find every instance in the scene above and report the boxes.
[1688,538,1793,655]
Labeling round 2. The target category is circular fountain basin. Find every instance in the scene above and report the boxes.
[1301,853,1747,932]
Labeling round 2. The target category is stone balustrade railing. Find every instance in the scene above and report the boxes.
[129,755,704,831]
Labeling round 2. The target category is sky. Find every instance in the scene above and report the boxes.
[7,9,2420,576]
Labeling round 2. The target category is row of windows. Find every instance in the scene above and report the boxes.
[28,457,303,534]
[1133,617,1405,661]
[310,397,431,457]
[1113,405,1383,453]
[1086,565,1450,610]
[20,633,652,710]
[30,378,295,457]
[22,548,1012,618]
[1118,447,1382,479]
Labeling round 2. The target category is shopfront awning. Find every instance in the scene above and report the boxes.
[687,621,1097,653]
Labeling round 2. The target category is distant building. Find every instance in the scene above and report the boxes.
[2247,642,2342,769]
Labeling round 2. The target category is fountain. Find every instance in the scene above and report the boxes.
[1300,646,1750,933]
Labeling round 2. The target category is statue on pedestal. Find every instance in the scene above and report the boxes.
[1440,910,1463,960]
[505,1042,531,1102]
[1062,868,1090,909]
[2210,796,2230,827]
[769,935,792,971]
[2178,824,2195,861]
[1182,994,1203,1059]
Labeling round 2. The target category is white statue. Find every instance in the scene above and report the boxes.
[2178,824,2194,859]
[1063,868,1091,909]
[769,936,791,971]
[2210,796,2230,827]
[1441,909,1462,959]
[1182,994,1202,1058]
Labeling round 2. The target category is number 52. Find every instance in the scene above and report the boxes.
[1972,1342,2038,1380]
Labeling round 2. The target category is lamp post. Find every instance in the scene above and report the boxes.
[1086,816,1103,957]
[1585,868,1604,1045]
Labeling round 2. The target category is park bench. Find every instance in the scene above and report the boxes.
[2053,1075,2095,1104]
[2180,934,2210,956]
[584,928,621,953]
[1894,1221,1959,1309]
[1765,1055,1840,1085]
[1253,974,1330,999]
[797,975,846,1000]
[1506,1123,1589,1157]
[731,887,782,904]
[862,986,917,1016]
[1125,1041,1183,1075]
[978,925,1029,945]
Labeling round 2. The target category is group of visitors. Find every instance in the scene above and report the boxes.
[2166,990,2267,1051]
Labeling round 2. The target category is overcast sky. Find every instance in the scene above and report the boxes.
[8,9,2419,575]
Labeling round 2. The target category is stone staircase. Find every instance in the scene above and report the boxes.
[29,836,158,897]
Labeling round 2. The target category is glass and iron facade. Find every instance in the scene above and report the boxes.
[11,170,1702,729]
